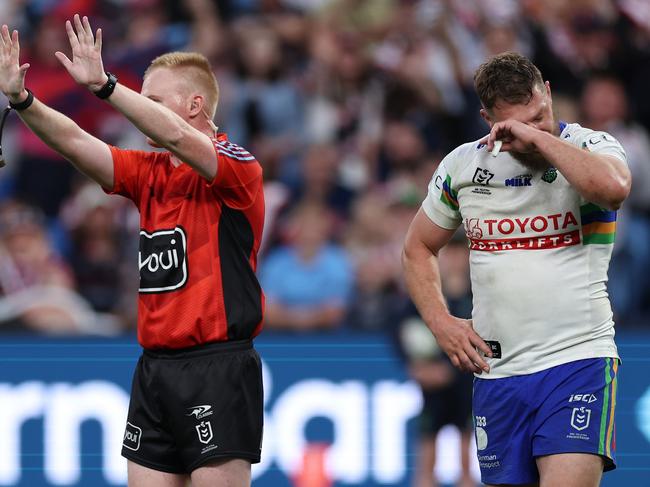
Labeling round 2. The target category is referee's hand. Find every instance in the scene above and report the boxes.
[55,14,108,93]
[0,25,30,104]
[430,316,492,374]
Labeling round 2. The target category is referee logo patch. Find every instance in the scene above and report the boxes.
[123,422,142,451]
[139,226,188,293]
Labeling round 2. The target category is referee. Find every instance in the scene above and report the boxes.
[0,16,264,487]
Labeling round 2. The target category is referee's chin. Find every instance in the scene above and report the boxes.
[146,137,163,149]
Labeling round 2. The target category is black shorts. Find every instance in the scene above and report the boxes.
[418,371,473,436]
[121,339,263,474]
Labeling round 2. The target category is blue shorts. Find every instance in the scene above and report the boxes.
[473,358,619,485]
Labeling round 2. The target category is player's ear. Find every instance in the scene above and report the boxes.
[189,95,203,118]
[479,108,493,128]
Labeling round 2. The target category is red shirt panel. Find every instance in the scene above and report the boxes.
[106,134,265,349]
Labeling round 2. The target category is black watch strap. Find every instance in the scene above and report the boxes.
[9,88,34,111]
[94,72,118,100]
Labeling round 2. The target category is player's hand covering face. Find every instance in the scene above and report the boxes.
[479,82,556,169]
[0,25,30,100]
[55,14,107,92]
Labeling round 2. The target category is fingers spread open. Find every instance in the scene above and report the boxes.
[95,28,102,51]
[82,16,94,44]
[73,14,85,42]
[55,51,73,71]
[1,25,10,47]
[65,20,80,49]
[11,30,19,59]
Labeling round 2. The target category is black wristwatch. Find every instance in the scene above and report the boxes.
[93,72,118,99]
[9,88,35,111]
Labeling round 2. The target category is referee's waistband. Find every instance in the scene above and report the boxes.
[143,339,253,359]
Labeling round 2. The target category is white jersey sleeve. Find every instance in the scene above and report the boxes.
[567,126,627,163]
[422,149,463,230]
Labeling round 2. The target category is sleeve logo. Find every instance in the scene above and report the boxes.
[138,226,188,293]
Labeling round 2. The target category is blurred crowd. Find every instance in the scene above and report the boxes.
[1,0,650,336]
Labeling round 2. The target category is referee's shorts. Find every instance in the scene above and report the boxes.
[121,339,263,473]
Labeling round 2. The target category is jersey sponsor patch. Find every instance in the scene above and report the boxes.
[463,212,581,251]
[123,422,142,451]
[139,226,188,293]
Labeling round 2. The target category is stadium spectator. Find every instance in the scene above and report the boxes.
[344,188,406,331]
[0,199,119,334]
[289,143,355,219]
[260,202,354,330]
[227,20,305,184]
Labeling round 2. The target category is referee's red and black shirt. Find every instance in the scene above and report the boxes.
[105,133,265,349]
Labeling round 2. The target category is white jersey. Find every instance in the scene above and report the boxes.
[422,122,626,378]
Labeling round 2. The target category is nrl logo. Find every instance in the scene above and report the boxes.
[542,167,557,184]
[196,421,214,444]
[472,167,494,186]
[571,407,591,431]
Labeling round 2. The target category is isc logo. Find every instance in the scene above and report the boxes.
[569,393,597,403]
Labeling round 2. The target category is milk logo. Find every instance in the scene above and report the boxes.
[505,175,532,187]
[139,226,188,293]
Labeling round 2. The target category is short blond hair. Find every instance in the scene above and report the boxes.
[145,52,220,118]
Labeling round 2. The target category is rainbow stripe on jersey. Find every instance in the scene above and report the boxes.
[580,203,616,245]
[440,175,459,210]
[598,358,618,458]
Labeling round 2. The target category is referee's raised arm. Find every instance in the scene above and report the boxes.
[55,15,219,181]
[0,23,113,189]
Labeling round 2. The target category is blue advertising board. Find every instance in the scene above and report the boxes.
[0,331,648,486]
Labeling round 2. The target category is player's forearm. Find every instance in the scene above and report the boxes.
[401,242,450,332]
[13,94,84,155]
[12,93,113,187]
[107,83,186,149]
[534,131,631,209]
